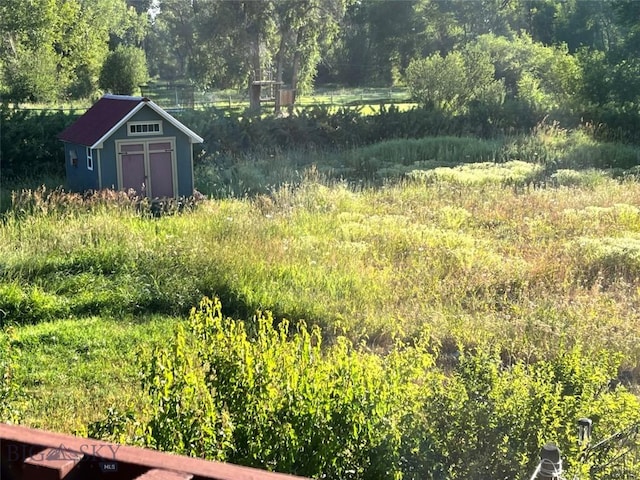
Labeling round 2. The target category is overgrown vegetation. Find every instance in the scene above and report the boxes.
[3,130,640,478]
[196,122,640,197]
[3,101,639,189]
[88,297,640,480]
[3,155,640,359]
[3,1,640,476]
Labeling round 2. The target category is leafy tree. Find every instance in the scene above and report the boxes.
[0,0,148,102]
[331,0,419,86]
[405,48,504,114]
[470,34,582,115]
[150,0,351,104]
[406,52,466,111]
[2,44,60,103]
[0,0,59,102]
[145,0,197,80]
[99,46,149,95]
[557,0,619,52]
[272,0,353,97]
[149,1,275,89]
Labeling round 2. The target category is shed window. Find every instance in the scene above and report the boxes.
[69,149,78,167]
[127,121,162,136]
[86,147,94,171]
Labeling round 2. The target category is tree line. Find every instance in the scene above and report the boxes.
[1,0,639,110]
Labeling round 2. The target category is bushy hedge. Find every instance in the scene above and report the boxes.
[89,297,640,480]
[177,103,537,160]
[0,106,78,179]
[3,103,512,181]
[3,102,639,183]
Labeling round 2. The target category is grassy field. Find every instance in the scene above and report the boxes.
[143,83,414,112]
[2,149,640,434]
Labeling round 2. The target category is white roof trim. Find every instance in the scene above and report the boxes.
[103,94,145,101]
[90,99,204,149]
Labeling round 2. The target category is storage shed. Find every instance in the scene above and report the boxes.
[58,94,204,198]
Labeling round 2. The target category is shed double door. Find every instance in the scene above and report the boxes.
[117,138,176,198]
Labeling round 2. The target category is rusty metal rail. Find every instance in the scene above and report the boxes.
[0,423,309,480]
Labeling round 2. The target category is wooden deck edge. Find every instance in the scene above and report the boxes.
[1,423,310,480]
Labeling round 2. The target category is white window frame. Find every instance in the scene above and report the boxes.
[127,121,163,136]
[86,147,94,171]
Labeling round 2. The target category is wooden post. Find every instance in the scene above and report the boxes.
[274,83,281,114]
[249,83,261,112]
[537,443,562,480]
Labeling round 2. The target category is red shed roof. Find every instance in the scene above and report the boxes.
[58,94,203,148]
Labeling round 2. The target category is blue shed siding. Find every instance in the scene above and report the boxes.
[100,141,119,190]
[64,143,99,192]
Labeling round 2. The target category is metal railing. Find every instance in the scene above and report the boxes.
[529,418,640,480]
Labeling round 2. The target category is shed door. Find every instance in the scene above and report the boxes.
[149,142,174,198]
[121,144,146,195]
[117,138,177,198]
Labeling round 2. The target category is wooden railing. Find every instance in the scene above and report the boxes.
[0,423,309,480]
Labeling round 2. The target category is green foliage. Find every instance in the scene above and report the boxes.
[550,170,610,189]
[2,44,60,103]
[0,283,70,327]
[99,45,149,95]
[500,121,640,171]
[405,48,505,114]
[408,161,544,187]
[343,136,502,181]
[573,236,640,287]
[91,297,640,479]
[5,96,639,183]
[0,0,147,102]
[149,0,352,95]
[468,33,582,118]
[4,161,640,444]
[195,122,640,197]
[0,106,76,179]
[405,52,468,111]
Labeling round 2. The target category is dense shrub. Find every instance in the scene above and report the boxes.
[89,297,640,480]
[0,106,77,179]
[3,99,639,183]
[177,103,535,159]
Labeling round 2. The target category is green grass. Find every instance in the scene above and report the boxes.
[7,315,178,433]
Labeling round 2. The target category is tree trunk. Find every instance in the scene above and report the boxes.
[290,28,304,111]
[247,4,262,112]
[274,34,287,114]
